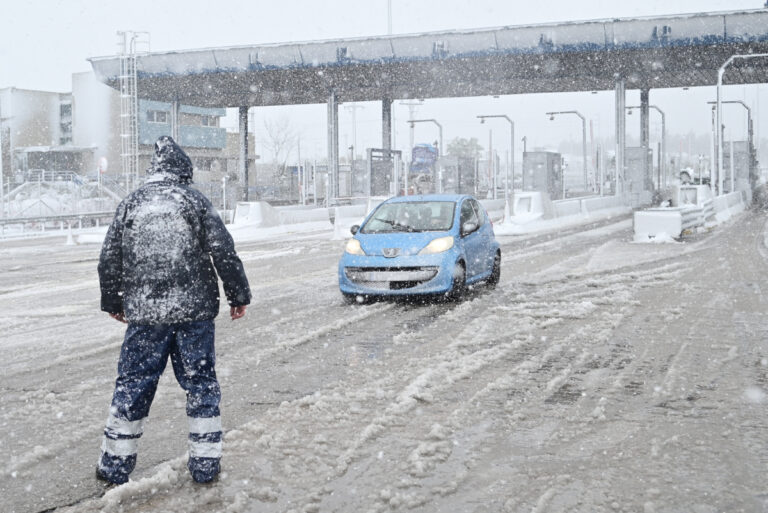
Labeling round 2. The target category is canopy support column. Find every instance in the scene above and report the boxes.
[615,79,626,196]
[640,88,650,188]
[327,90,339,203]
[238,106,249,202]
[382,97,392,150]
[171,100,180,141]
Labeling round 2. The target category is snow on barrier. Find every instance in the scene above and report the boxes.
[511,192,545,222]
[331,196,390,239]
[552,198,584,218]
[274,205,330,225]
[633,209,685,241]
[479,199,506,222]
[634,190,746,241]
[713,191,748,223]
[233,201,281,227]
[332,204,368,239]
[552,194,627,219]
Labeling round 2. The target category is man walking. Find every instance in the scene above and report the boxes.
[96,136,251,485]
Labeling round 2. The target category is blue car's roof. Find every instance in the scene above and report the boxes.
[383,194,470,204]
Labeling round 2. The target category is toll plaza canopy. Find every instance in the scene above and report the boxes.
[89,9,768,108]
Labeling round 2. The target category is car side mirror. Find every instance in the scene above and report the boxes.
[461,222,478,236]
[350,224,360,235]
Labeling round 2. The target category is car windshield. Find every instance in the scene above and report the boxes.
[361,201,455,233]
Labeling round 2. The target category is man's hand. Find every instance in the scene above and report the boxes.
[109,312,127,323]
[230,305,247,320]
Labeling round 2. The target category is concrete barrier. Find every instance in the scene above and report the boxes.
[635,189,747,241]
[275,205,331,225]
[713,191,747,223]
[506,192,546,224]
[332,204,369,239]
[233,201,280,227]
[633,209,683,241]
[582,195,625,213]
[479,199,506,222]
[552,198,583,218]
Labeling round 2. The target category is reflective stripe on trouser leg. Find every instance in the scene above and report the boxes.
[188,415,222,459]
[98,413,145,481]
[189,415,221,435]
[105,413,145,438]
[101,437,139,457]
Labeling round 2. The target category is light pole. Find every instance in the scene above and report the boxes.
[626,105,666,189]
[0,112,10,220]
[716,53,768,195]
[546,111,587,192]
[408,118,443,192]
[478,115,514,222]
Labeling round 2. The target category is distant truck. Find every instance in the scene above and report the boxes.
[408,143,439,194]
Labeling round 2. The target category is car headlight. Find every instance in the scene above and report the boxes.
[419,236,454,255]
[345,238,366,255]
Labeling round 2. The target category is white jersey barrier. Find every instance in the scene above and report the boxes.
[234,201,332,228]
[233,202,281,227]
[633,190,746,241]
[332,204,369,239]
[479,199,506,222]
[552,195,626,218]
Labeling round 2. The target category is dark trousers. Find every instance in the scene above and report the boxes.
[98,320,222,483]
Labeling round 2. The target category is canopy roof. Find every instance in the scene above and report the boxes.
[89,9,768,108]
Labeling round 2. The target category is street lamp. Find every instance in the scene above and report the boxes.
[546,111,587,192]
[477,114,514,222]
[626,105,666,189]
[408,118,443,193]
[716,53,768,195]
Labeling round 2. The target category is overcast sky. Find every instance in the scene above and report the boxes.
[1,0,766,160]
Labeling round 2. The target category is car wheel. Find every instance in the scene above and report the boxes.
[487,252,501,288]
[446,261,467,301]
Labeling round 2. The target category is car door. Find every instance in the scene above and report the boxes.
[469,199,494,275]
[459,199,484,278]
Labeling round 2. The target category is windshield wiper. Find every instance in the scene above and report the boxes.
[378,218,413,232]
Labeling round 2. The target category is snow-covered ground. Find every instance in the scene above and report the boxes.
[3,208,768,512]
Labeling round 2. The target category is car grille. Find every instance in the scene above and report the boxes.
[345,266,439,290]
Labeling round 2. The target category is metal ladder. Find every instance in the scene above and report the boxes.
[117,31,149,193]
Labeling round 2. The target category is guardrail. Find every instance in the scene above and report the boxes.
[0,211,115,238]
[673,199,716,233]
[0,211,114,227]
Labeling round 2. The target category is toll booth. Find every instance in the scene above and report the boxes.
[722,141,750,195]
[625,147,654,206]
[522,151,563,200]
[366,148,402,196]
[434,156,476,194]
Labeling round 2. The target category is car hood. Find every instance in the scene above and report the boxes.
[356,231,453,257]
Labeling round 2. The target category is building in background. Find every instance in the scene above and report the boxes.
[1,73,255,209]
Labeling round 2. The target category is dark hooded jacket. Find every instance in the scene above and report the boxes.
[98,136,251,324]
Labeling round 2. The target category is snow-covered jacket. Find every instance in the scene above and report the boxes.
[98,136,251,324]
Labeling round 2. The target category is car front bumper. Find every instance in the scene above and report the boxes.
[338,251,458,296]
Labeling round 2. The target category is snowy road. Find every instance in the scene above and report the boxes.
[3,211,768,512]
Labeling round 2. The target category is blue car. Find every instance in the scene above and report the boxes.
[338,194,501,302]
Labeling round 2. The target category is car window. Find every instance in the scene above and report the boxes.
[460,200,479,229]
[361,201,455,233]
[469,199,486,225]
